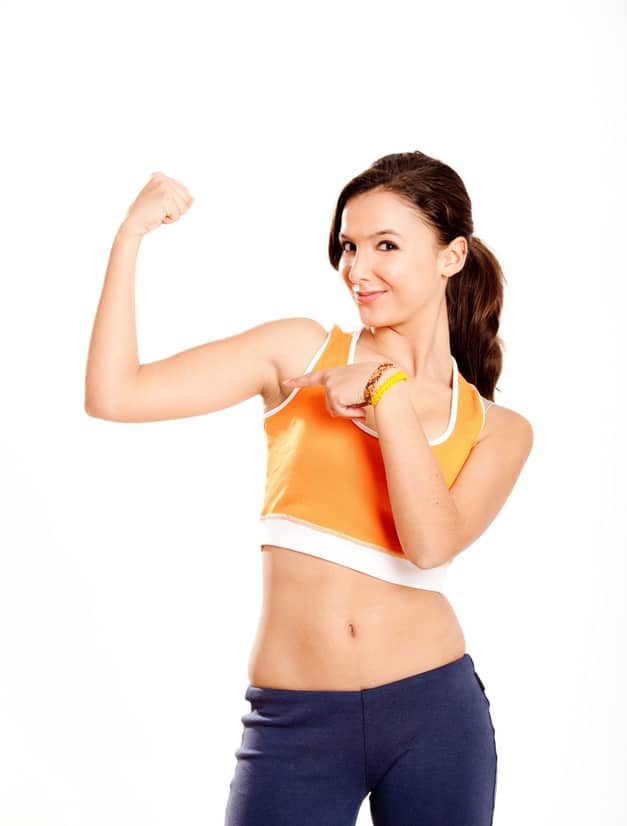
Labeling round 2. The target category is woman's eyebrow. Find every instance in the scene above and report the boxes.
[339,229,402,241]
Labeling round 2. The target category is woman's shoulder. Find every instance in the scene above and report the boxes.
[476,397,533,451]
[261,317,330,409]
[269,317,330,363]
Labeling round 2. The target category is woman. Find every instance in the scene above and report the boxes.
[85,151,533,826]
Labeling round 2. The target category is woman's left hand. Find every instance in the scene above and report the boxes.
[282,361,393,419]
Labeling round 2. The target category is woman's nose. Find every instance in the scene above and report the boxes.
[347,254,374,284]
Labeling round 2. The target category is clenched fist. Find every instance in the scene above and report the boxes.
[120,171,194,238]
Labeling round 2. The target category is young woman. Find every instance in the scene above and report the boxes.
[85,152,533,826]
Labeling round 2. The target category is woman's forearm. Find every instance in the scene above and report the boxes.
[373,379,462,569]
[84,224,144,417]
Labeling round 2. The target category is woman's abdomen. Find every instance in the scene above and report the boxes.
[248,546,466,690]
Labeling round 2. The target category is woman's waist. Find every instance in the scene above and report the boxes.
[252,556,465,689]
[260,544,457,628]
[255,595,464,650]
[248,606,466,690]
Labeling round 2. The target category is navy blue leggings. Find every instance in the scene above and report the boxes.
[224,652,497,825]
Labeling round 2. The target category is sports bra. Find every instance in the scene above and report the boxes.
[259,324,494,592]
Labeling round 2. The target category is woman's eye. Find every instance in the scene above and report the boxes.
[340,240,397,252]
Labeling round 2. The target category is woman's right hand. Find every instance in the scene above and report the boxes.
[119,171,194,238]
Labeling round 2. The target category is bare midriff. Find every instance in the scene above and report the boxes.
[249,323,473,691]
[247,545,466,690]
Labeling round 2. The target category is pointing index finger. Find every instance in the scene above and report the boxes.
[282,370,324,386]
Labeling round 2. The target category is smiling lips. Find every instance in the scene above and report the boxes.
[356,290,386,303]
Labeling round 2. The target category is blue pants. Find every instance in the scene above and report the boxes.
[224,652,497,825]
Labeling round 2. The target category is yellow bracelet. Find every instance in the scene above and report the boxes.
[370,370,408,407]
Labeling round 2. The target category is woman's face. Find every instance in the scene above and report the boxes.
[338,189,461,317]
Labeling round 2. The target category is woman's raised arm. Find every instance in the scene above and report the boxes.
[84,173,316,423]
[86,316,302,423]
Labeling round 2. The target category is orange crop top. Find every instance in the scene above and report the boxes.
[259,324,493,592]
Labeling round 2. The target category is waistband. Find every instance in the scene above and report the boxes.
[245,652,476,703]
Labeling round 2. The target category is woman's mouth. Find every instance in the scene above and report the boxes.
[356,291,386,304]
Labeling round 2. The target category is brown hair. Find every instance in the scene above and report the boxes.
[327,150,505,401]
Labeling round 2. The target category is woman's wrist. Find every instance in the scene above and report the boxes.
[116,221,145,242]
[370,366,408,407]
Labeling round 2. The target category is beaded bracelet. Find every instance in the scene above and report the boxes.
[370,370,408,407]
[363,362,395,405]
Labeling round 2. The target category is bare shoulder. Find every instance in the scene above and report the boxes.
[479,400,534,455]
[266,316,327,357]
[262,317,329,409]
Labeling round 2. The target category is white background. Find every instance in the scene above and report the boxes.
[1,0,625,823]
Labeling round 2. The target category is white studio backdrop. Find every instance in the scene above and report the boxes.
[0,0,625,824]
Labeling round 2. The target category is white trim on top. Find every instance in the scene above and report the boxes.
[263,326,333,419]
[347,327,459,446]
[474,393,495,442]
[259,514,449,592]
[471,384,486,440]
